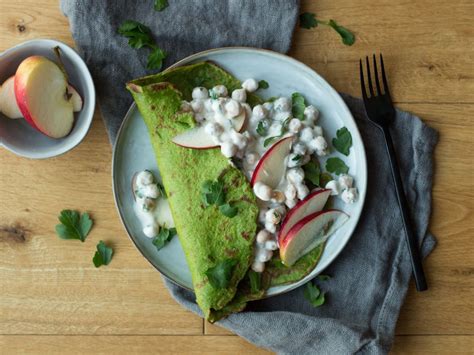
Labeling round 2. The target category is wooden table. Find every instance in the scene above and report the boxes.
[1,0,473,353]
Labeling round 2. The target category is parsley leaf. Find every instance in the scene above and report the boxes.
[332,127,352,156]
[304,282,326,307]
[152,227,177,251]
[263,136,279,147]
[201,179,225,207]
[303,161,321,186]
[55,210,93,242]
[147,47,166,70]
[299,13,355,46]
[319,172,333,188]
[291,92,306,120]
[157,183,167,199]
[219,203,238,218]
[248,270,261,294]
[292,154,303,162]
[326,157,349,175]
[258,80,269,90]
[328,20,355,46]
[299,12,318,29]
[154,0,168,11]
[205,259,237,289]
[118,20,153,49]
[118,20,167,71]
[93,241,113,267]
[256,121,267,136]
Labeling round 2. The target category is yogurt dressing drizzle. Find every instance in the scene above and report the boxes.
[134,79,358,272]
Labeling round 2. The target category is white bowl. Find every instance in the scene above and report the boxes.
[0,39,95,159]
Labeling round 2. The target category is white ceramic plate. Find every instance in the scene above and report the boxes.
[113,48,367,296]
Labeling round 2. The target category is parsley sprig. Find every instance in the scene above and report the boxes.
[332,127,352,156]
[93,241,113,268]
[303,274,331,307]
[205,259,238,289]
[201,178,238,218]
[118,20,167,70]
[299,13,355,46]
[55,210,93,242]
[153,227,177,251]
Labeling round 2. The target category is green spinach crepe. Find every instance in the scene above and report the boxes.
[127,62,324,322]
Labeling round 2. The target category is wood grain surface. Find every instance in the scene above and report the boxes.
[0,0,473,353]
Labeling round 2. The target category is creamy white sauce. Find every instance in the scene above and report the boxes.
[133,170,174,240]
[149,79,358,272]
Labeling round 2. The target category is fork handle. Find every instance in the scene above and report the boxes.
[382,126,428,291]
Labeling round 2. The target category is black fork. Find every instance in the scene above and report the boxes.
[360,54,428,292]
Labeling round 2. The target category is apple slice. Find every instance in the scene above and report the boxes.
[68,84,83,112]
[15,56,74,138]
[280,209,349,266]
[172,110,246,149]
[250,135,293,188]
[278,189,332,241]
[0,76,22,119]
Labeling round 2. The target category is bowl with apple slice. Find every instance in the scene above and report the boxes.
[0,39,95,159]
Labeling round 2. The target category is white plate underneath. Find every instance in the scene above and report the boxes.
[112,47,367,297]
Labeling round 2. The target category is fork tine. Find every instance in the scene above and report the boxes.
[373,54,382,95]
[380,54,391,98]
[365,56,375,97]
[359,59,368,100]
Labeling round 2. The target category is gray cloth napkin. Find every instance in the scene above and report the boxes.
[61,1,438,353]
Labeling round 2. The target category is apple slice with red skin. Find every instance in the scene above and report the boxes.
[278,189,332,241]
[0,76,23,119]
[172,110,246,149]
[15,56,74,138]
[250,135,293,188]
[280,209,349,266]
[0,75,82,119]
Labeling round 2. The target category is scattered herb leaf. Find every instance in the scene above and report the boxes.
[319,172,333,187]
[209,90,218,100]
[332,127,352,156]
[304,282,326,307]
[147,46,167,70]
[118,20,153,49]
[219,203,238,218]
[291,92,306,120]
[263,135,279,148]
[152,227,177,251]
[201,179,225,207]
[93,241,113,267]
[326,157,349,175]
[328,20,355,46]
[205,259,237,289]
[258,80,269,90]
[299,12,355,46]
[118,20,167,71]
[55,210,93,242]
[266,96,279,102]
[292,154,303,162]
[299,12,318,29]
[256,121,267,136]
[248,270,261,294]
[157,183,167,199]
[318,275,331,281]
[154,0,168,11]
[303,161,321,186]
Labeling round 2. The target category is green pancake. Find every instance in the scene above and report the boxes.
[127,62,325,322]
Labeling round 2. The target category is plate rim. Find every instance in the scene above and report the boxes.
[112,46,367,296]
